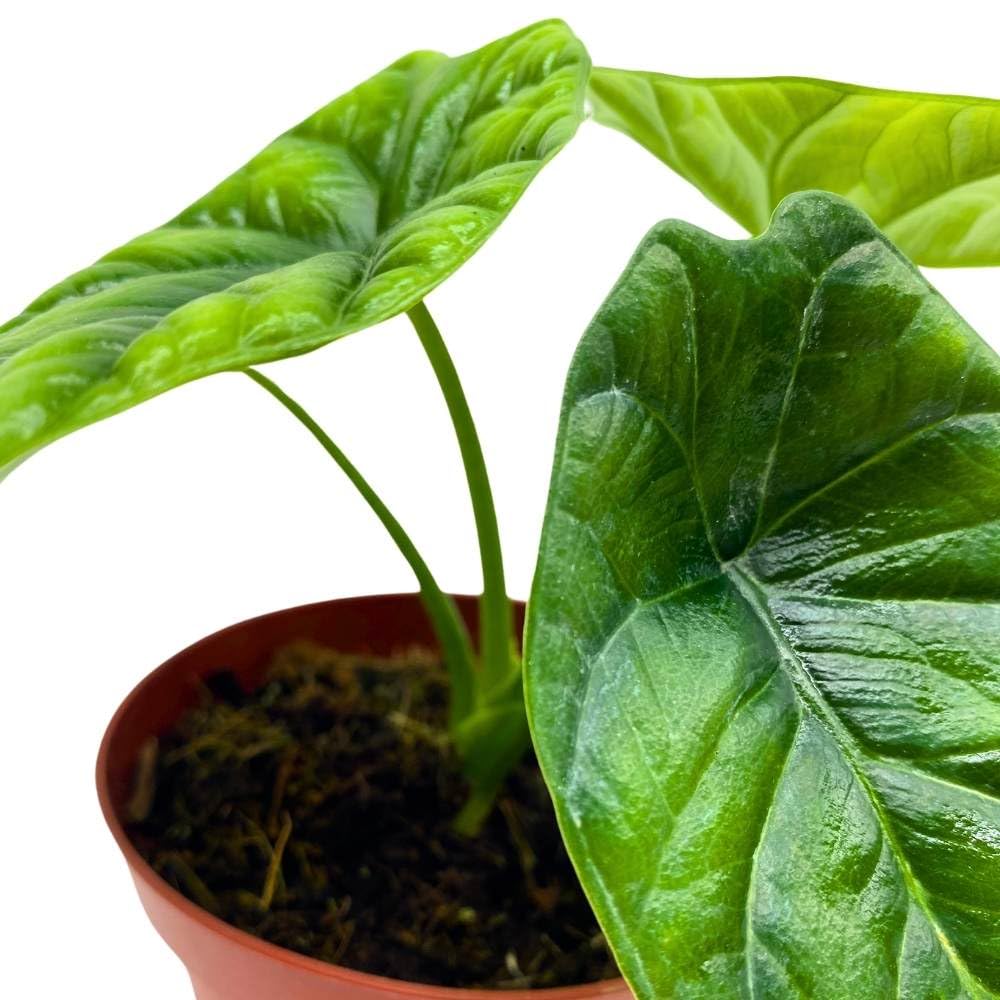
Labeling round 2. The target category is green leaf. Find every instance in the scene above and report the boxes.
[0,20,588,475]
[589,68,1000,267]
[526,192,1000,999]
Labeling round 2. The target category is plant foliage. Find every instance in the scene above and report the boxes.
[527,191,1000,999]
[0,20,588,478]
[591,68,1000,266]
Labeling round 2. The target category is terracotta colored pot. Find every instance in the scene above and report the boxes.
[97,593,632,1000]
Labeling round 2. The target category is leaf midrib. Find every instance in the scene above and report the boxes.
[724,557,989,1000]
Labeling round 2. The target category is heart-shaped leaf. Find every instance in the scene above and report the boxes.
[0,20,588,475]
[590,68,1000,267]
[526,192,1000,999]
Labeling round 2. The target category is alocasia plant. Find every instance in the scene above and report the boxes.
[526,191,1000,998]
[0,13,1000,952]
[590,69,1000,266]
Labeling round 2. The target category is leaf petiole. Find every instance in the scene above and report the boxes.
[407,301,517,692]
[245,368,478,728]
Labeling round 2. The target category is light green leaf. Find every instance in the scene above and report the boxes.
[590,68,1000,267]
[526,192,1000,999]
[0,20,588,474]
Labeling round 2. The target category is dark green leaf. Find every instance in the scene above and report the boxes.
[0,20,588,475]
[526,192,1000,999]
[590,68,1000,267]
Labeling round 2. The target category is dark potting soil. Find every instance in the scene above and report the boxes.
[128,642,618,990]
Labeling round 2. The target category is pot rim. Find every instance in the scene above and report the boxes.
[96,593,628,999]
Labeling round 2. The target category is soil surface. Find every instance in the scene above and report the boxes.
[129,642,618,989]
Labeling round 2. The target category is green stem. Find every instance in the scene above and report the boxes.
[246,368,477,726]
[407,301,515,691]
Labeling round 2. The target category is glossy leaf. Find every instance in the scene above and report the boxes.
[590,68,1000,267]
[0,20,588,475]
[526,192,1000,999]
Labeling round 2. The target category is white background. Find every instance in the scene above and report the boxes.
[1,1,996,995]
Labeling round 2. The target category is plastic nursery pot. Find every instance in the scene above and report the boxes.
[97,593,632,1000]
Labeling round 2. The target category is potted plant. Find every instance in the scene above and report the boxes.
[3,16,998,1000]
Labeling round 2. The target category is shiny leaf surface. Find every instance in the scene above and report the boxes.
[590,68,1000,266]
[527,192,1000,999]
[0,20,587,474]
